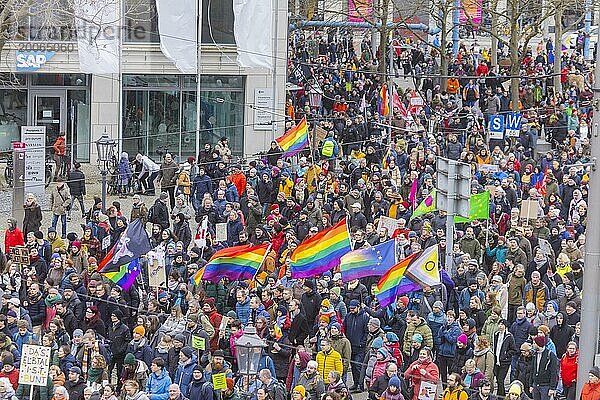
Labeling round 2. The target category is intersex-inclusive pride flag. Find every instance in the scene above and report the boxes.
[200,243,270,283]
[340,239,396,282]
[290,219,352,279]
[375,245,440,307]
[275,117,309,157]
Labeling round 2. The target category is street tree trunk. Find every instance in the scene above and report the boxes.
[553,8,563,92]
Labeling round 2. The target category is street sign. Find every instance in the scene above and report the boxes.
[489,115,505,139]
[505,112,522,137]
[436,158,471,218]
[21,126,46,197]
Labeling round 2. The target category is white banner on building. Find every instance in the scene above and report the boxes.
[74,0,120,74]
[254,88,274,130]
[21,127,45,197]
[233,0,273,70]
[156,0,198,73]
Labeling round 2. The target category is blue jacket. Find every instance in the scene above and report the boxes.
[127,338,154,368]
[226,218,244,246]
[259,354,277,379]
[191,174,213,202]
[427,311,447,340]
[236,297,251,325]
[225,184,239,202]
[187,378,213,400]
[343,309,370,352]
[146,368,172,400]
[435,321,461,357]
[175,358,197,396]
[58,353,79,376]
[510,317,532,348]
[458,288,485,311]
[13,331,38,354]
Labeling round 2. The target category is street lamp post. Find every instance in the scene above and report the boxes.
[96,130,116,213]
[308,85,322,159]
[235,323,266,396]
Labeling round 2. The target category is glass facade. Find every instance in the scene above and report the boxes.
[123,0,234,44]
[122,75,244,162]
[0,74,90,161]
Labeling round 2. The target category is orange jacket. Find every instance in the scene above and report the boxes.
[53,136,66,156]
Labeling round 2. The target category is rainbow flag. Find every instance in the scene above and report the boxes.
[291,219,352,279]
[102,258,141,291]
[190,265,206,286]
[275,117,309,157]
[201,243,269,283]
[340,240,396,282]
[374,252,418,308]
[379,85,390,117]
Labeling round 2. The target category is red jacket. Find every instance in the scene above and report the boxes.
[4,228,24,255]
[560,351,578,387]
[0,367,19,389]
[207,309,223,352]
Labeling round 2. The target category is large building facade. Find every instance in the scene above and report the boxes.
[0,0,288,162]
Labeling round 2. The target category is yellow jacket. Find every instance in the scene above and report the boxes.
[442,386,469,400]
[316,348,343,380]
[305,165,322,193]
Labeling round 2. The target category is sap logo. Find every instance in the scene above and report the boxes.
[16,51,55,71]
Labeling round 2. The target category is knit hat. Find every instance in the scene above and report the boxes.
[330,322,342,332]
[509,383,522,396]
[533,335,546,348]
[293,386,306,398]
[457,334,468,345]
[590,366,600,379]
[72,241,82,250]
[349,299,360,308]
[321,299,331,308]
[377,348,389,358]
[124,353,136,365]
[69,366,82,375]
[330,287,341,297]
[111,309,123,320]
[34,231,44,239]
[319,315,331,324]
[398,296,409,307]
[371,337,384,349]
[412,333,423,344]
[133,325,146,336]
[389,376,401,388]
[226,378,235,391]
[6,310,17,318]
[386,332,399,343]
[537,325,550,336]
[73,329,84,338]
[368,318,381,328]
[193,365,203,373]
[174,334,187,344]
[181,346,194,359]
[2,354,13,366]
[432,301,444,310]
[303,280,315,290]
[205,298,216,310]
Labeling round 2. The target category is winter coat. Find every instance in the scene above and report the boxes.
[473,348,495,387]
[4,228,24,255]
[329,334,352,374]
[461,368,486,391]
[158,160,179,188]
[146,368,173,400]
[403,318,433,356]
[67,169,86,196]
[492,331,516,366]
[23,203,42,235]
[316,348,343,380]
[235,297,251,325]
[148,199,170,229]
[436,321,461,357]
[560,351,578,387]
[343,309,370,353]
[108,321,132,358]
[50,184,71,215]
[301,290,322,327]
[186,378,213,400]
[175,358,197,395]
[524,282,549,312]
[127,337,154,368]
[191,175,213,204]
[529,348,559,389]
[405,358,439,400]
[510,317,532,348]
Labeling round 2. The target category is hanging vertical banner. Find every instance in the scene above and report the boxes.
[21,126,45,197]
[233,0,273,70]
[156,0,198,73]
[348,0,373,22]
[74,0,120,74]
[459,0,482,25]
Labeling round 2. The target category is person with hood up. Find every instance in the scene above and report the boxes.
[550,313,574,358]
[4,218,23,256]
[117,152,133,198]
[541,301,559,329]
[404,347,439,400]
[560,341,578,400]
[146,357,172,400]
[186,365,213,400]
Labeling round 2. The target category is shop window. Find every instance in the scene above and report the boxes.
[202,0,235,45]
[0,90,27,152]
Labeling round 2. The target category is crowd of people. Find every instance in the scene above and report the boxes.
[0,26,599,400]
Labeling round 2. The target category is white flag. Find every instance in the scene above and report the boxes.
[156,0,198,73]
[74,0,120,74]
[233,0,273,70]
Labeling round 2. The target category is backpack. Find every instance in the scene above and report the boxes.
[322,140,335,157]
